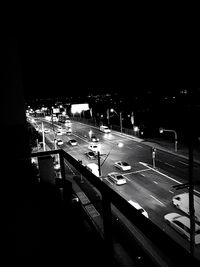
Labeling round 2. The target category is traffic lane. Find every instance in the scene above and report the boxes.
[103,172,200,256]
[156,150,200,184]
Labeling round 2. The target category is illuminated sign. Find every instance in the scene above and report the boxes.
[71,103,89,114]
[53,108,60,114]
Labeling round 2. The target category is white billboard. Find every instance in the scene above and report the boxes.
[53,108,60,114]
[71,103,89,114]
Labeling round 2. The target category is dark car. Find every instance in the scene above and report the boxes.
[85,151,97,160]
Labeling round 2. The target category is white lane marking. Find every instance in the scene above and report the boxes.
[150,195,165,206]
[139,162,200,195]
[137,145,142,148]
[126,146,133,149]
[72,133,91,144]
[164,162,175,168]
[125,169,149,175]
[169,190,174,194]
[139,162,181,184]
[179,161,189,166]
[153,181,158,184]
[140,173,145,177]
[124,176,131,181]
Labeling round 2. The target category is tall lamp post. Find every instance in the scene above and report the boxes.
[159,128,178,152]
[110,108,123,133]
[97,142,123,177]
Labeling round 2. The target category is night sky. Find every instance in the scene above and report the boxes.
[15,24,199,99]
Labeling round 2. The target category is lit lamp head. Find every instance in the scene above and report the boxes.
[117,142,123,148]
[159,128,164,134]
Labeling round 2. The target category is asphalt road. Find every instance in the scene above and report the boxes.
[35,118,200,260]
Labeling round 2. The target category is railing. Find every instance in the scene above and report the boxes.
[31,149,199,267]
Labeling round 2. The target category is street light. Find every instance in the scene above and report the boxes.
[97,142,123,177]
[110,108,123,133]
[159,127,178,152]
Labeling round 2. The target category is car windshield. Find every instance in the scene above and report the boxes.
[122,162,129,166]
[116,175,124,180]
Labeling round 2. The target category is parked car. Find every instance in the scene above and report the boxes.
[85,151,97,160]
[91,136,99,142]
[164,212,200,244]
[128,200,149,218]
[107,172,127,185]
[56,139,63,146]
[114,161,131,171]
[88,144,99,153]
[69,139,77,146]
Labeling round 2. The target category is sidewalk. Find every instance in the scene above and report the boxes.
[143,137,200,165]
[115,131,200,165]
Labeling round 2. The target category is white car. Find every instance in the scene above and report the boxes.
[44,128,50,133]
[61,128,67,134]
[56,139,63,146]
[164,212,200,244]
[128,200,149,218]
[91,136,99,142]
[114,161,131,171]
[88,144,99,153]
[107,172,127,185]
[100,125,111,133]
[69,139,77,146]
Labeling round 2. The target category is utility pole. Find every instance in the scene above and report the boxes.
[107,109,110,126]
[119,112,123,133]
[188,134,195,257]
[97,151,102,177]
[41,122,46,151]
[152,147,156,168]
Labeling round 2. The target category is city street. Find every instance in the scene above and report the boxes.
[34,117,200,260]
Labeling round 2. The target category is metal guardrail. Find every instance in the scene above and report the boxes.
[31,149,199,267]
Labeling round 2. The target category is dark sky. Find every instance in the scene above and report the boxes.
[16,25,199,99]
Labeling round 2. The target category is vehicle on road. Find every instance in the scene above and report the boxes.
[61,128,67,134]
[66,128,72,135]
[107,172,127,185]
[65,120,72,126]
[100,125,111,133]
[86,163,100,177]
[69,139,77,146]
[164,212,200,244]
[85,151,97,160]
[88,144,99,153]
[172,192,200,223]
[44,128,50,133]
[128,200,149,218]
[91,136,99,142]
[114,161,131,171]
[56,130,63,135]
[56,139,63,146]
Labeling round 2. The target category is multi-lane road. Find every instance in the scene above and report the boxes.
[32,117,200,260]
